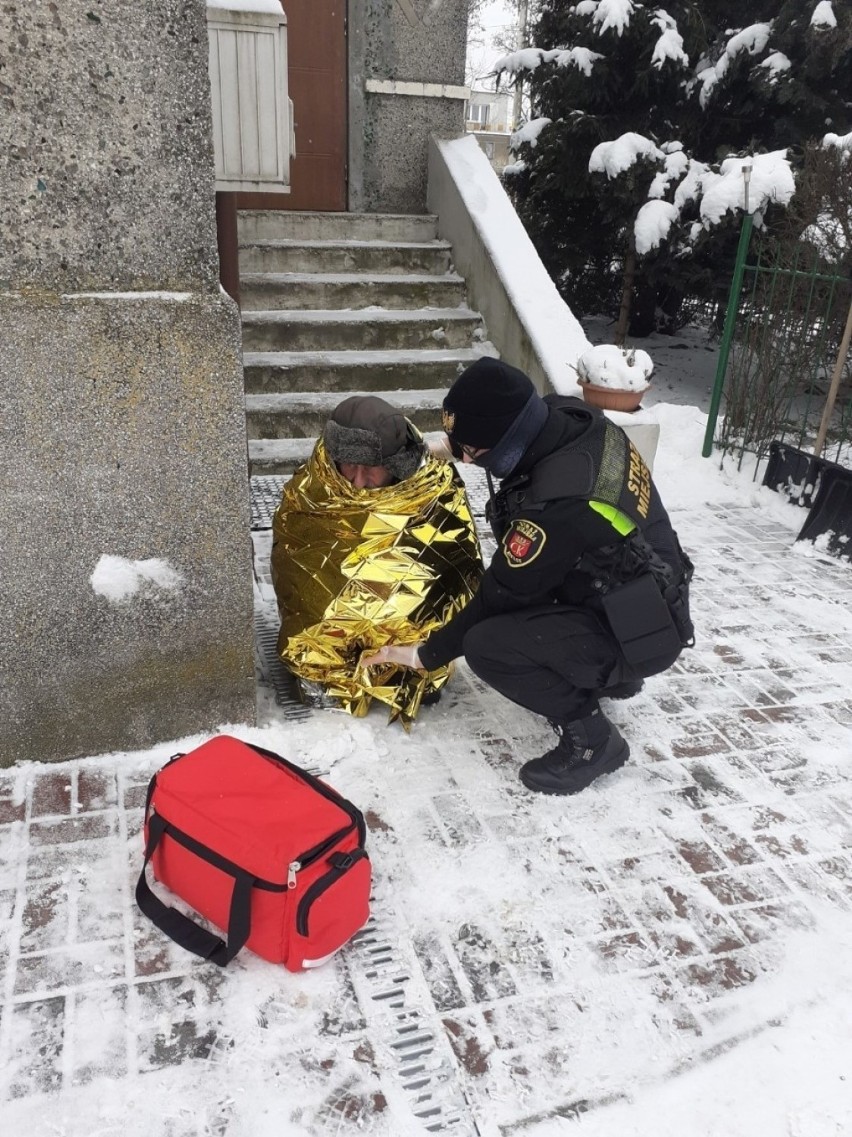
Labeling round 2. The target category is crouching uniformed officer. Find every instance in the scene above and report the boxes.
[362,358,694,795]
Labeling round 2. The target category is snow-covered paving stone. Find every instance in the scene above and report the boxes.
[1,403,852,1133]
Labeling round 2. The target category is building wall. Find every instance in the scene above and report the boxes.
[465,89,513,133]
[348,0,471,214]
[467,129,513,173]
[0,0,255,764]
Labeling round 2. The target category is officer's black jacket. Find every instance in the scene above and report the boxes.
[419,398,687,671]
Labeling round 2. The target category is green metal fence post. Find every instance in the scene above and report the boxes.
[702,212,755,458]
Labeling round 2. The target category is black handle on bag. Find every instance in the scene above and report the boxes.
[135,812,253,967]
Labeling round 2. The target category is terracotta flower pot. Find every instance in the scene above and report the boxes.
[578,379,649,413]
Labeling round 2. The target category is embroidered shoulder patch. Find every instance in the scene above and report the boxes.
[503,520,546,567]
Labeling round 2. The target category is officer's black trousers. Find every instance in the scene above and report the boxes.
[462,603,677,724]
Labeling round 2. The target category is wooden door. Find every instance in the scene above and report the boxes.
[235,0,347,212]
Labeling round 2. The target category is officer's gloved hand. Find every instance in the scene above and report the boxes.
[360,643,424,670]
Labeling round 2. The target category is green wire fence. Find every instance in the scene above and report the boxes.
[703,222,852,471]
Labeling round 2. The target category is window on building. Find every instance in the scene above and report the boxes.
[465,102,490,128]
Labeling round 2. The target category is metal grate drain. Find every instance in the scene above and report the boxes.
[253,610,312,720]
[250,475,287,530]
[348,917,482,1135]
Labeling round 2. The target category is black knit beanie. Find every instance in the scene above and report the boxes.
[442,358,548,477]
[323,395,424,482]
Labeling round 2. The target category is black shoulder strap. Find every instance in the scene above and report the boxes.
[528,414,653,529]
[135,813,254,967]
[527,410,604,504]
[530,448,596,501]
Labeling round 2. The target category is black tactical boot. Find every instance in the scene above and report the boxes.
[599,678,644,701]
[519,709,630,795]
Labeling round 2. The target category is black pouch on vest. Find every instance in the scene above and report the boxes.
[602,574,682,668]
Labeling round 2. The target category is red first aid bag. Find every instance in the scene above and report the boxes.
[135,735,371,971]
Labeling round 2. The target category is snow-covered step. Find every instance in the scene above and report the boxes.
[245,388,450,439]
[248,437,314,476]
[239,238,453,275]
[241,307,486,352]
[240,271,468,311]
[238,210,438,243]
[243,346,494,394]
[236,210,497,476]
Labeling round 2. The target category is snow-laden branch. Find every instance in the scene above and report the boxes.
[757,51,792,83]
[650,10,689,69]
[647,146,689,198]
[586,128,796,253]
[589,132,664,178]
[494,12,799,111]
[695,23,773,107]
[493,46,604,79]
[554,46,606,76]
[802,213,847,260]
[493,47,554,76]
[823,131,852,152]
[726,23,773,58]
[510,118,552,152]
[671,157,712,212]
[635,200,680,256]
[811,1,837,29]
[700,151,795,225]
[592,0,635,38]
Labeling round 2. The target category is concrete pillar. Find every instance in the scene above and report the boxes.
[0,0,255,764]
[348,0,471,213]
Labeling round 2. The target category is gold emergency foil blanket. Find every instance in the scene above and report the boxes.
[271,440,483,727]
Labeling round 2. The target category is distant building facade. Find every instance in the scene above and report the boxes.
[465,87,514,173]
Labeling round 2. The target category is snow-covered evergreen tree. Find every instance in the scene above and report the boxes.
[498,0,850,336]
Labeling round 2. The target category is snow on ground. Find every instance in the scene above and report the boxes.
[1,330,851,1135]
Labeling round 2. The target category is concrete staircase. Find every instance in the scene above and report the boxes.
[238,211,496,475]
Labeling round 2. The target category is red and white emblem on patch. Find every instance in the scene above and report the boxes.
[503,520,546,567]
[508,532,532,558]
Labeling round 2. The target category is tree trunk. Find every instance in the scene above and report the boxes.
[629,275,658,338]
[614,236,637,347]
[511,0,529,129]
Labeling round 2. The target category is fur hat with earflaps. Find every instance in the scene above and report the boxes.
[323,396,425,482]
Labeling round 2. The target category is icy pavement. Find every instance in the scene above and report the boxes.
[2,458,852,1135]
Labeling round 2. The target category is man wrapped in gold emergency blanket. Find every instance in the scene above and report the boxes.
[270,399,483,728]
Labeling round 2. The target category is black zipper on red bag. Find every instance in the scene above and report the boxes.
[248,742,367,847]
[286,823,357,889]
[295,849,369,935]
[146,742,368,892]
[152,742,366,847]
